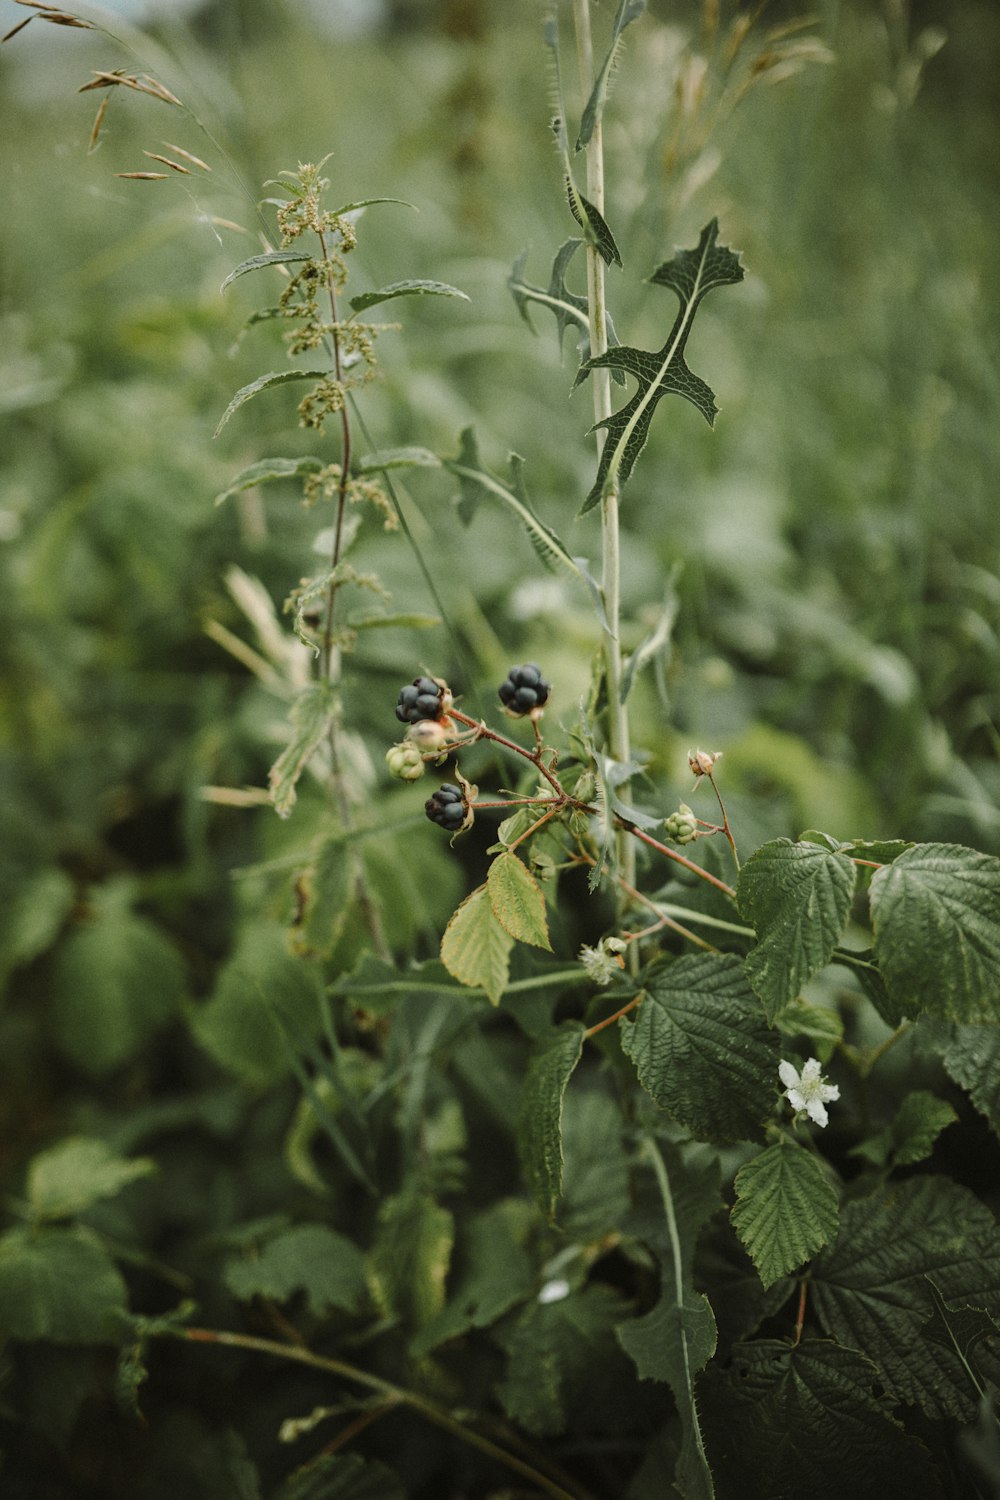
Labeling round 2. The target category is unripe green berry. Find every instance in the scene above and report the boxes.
[664,803,698,844]
[386,742,425,782]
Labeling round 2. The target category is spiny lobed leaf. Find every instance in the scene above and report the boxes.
[576,0,646,151]
[508,239,625,382]
[578,218,743,513]
[731,1138,840,1288]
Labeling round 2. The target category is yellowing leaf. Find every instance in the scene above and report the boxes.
[487,852,551,950]
[440,884,514,1005]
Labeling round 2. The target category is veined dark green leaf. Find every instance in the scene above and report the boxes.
[576,0,646,151]
[224,1224,367,1317]
[870,842,1000,1022]
[214,455,324,506]
[214,369,330,438]
[445,426,587,584]
[517,1022,585,1219]
[220,249,311,293]
[619,953,780,1141]
[0,1226,127,1344]
[565,179,622,268]
[700,1339,946,1498]
[578,218,743,513]
[495,1284,631,1436]
[348,278,468,314]
[731,1138,840,1288]
[738,838,857,1023]
[811,1175,1000,1420]
[943,1022,1000,1138]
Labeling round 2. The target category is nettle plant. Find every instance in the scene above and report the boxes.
[5,2,1000,1498]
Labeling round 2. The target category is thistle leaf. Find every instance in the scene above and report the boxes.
[578,218,744,513]
[507,239,624,382]
[577,0,646,151]
[565,179,622,268]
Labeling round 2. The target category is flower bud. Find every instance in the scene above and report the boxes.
[688,748,722,779]
[407,717,453,752]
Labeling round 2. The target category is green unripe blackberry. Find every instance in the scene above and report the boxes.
[396,676,449,725]
[386,742,425,782]
[664,804,698,844]
[498,662,550,717]
[425,783,466,831]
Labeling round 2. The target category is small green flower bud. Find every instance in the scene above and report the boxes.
[386,741,425,782]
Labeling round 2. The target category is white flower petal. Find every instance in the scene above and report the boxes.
[778,1059,800,1090]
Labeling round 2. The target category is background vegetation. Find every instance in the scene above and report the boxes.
[1,0,999,1495]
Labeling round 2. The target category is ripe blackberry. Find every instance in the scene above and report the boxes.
[498,662,550,717]
[396,675,446,725]
[425,783,467,831]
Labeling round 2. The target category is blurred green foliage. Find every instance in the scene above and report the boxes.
[1,0,999,1493]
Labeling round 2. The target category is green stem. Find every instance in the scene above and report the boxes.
[169,1327,592,1500]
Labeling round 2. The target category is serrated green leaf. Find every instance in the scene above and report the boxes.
[737,839,857,1023]
[213,368,331,438]
[446,426,588,584]
[268,681,336,818]
[439,883,514,1005]
[811,1176,1000,1420]
[731,1139,840,1288]
[578,218,743,513]
[190,923,324,1087]
[27,1137,156,1222]
[213,455,324,506]
[332,195,415,217]
[494,1284,631,1436]
[699,1338,946,1500]
[409,1198,536,1357]
[576,0,646,150]
[870,843,1000,1021]
[943,1022,1000,1138]
[355,445,441,474]
[348,278,468,314]
[51,904,186,1076]
[368,1191,453,1333]
[0,1226,127,1344]
[619,953,781,1142]
[922,1278,1000,1386]
[223,1224,367,1317]
[517,1022,585,1218]
[487,852,551,950]
[220,249,312,293]
[852,1090,957,1168]
[0,866,74,987]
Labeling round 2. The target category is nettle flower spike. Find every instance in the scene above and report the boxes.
[779,1057,840,1128]
[498,663,551,719]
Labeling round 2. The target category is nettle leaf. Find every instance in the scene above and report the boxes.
[223,1224,367,1317]
[27,1137,156,1222]
[619,953,781,1142]
[445,426,587,583]
[870,843,1000,1021]
[577,0,646,150]
[214,455,323,506]
[220,249,311,293]
[517,1022,585,1219]
[617,1141,719,1500]
[191,923,324,1087]
[942,1022,1000,1138]
[495,1284,632,1436]
[507,239,625,383]
[487,852,551,950]
[0,1226,127,1344]
[578,218,743,513]
[368,1190,454,1333]
[355,445,441,474]
[348,278,468,314]
[811,1175,1000,1420]
[439,883,514,1006]
[269,681,336,817]
[409,1198,536,1357]
[737,839,857,1023]
[731,1138,840,1288]
[51,897,187,1076]
[699,1338,946,1500]
[214,368,331,438]
[274,1453,406,1500]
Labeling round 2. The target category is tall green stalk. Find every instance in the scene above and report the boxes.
[572,0,636,895]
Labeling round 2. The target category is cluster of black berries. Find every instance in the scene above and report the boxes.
[498,663,550,717]
[425,783,466,831]
[396,676,446,725]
